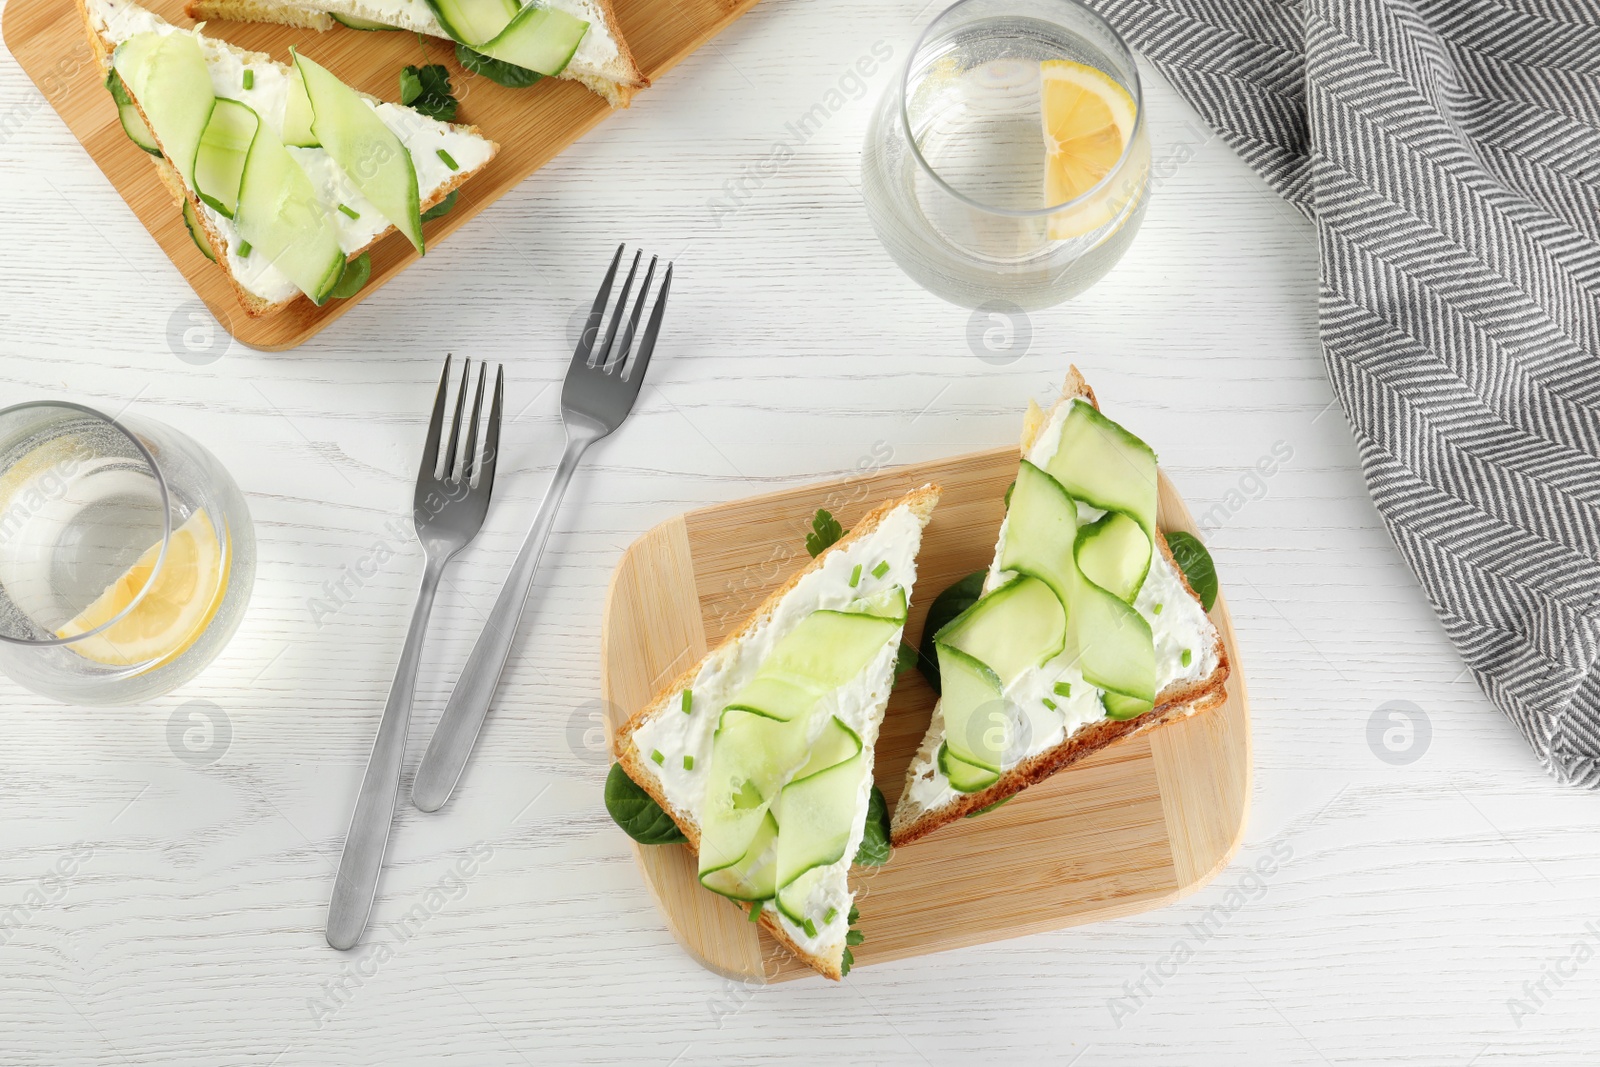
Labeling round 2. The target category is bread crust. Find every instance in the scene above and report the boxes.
[560,0,647,106]
[889,367,1231,847]
[612,483,942,980]
[81,0,499,318]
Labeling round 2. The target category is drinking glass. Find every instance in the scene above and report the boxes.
[0,402,255,705]
[861,0,1149,310]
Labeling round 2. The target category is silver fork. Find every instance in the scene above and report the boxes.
[326,356,503,950]
[411,244,671,813]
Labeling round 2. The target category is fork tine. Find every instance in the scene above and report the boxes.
[475,365,504,495]
[624,263,672,387]
[613,256,657,379]
[462,361,488,484]
[570,244,624,375]
[594,250,642,371]
[419,354,452,480]
[442,357,470,481]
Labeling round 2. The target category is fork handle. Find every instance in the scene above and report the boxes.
[326,558,446,950]
[411,431,596,813]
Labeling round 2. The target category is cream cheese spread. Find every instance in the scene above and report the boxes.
[904,400,1218,814]
[87,0,494,303]
[630,502,926,958]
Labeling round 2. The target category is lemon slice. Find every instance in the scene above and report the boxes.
[1040,60,1138,239]
[56,509,228,669]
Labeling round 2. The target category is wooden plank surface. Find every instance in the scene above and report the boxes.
[0,0,757,350]
[600,446,1251,981]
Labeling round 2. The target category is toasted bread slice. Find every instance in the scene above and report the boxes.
[81,0,500,318]
[614,484,942,980]
[185,0,648,107]
[890,369,1230,847]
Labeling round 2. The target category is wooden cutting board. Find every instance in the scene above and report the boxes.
[600,446,1252,982]
[2,0,757,350]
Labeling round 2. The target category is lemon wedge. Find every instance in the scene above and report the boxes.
[56,508,228,669]
[1040,60,1138,239]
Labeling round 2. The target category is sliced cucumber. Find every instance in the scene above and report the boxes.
[1044,400,1158,538]
[193,98,259,219]
[331,11,401,29]
[845,585,907,622]
[936,644,1008,780]
[939,740,1000,794]
[425,0,518,47]
[234,121,345,304]
[1075,510,1150,604]
[282,66,319,148]
[105,70,161,156]
[698,812,779,902]
[773,752,860,922]
[473,3,589,77]
[181,198,215,261]
[1005,460,1155,711]
[294,52,423,254]
[938,574,1065,682]
[113,32,215,186]
[698,604,899,906]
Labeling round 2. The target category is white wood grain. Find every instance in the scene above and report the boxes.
[2,0,1596,1061]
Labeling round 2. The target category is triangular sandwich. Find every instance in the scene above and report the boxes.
[614,485,941,980]
[81,0,500,317]
[891,369,1228,846]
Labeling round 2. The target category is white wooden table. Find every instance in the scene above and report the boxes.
[2,1,1594,1063]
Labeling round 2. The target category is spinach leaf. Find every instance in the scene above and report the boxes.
[605,762,686,844]
[1165,531,1218,611]
[805,508,845,557]
[852,786,891,866]
[456,43,543,88]
[916,570,987,694]
[399,63,458,122]
[330,253,371,299]
[421,190,458,222]
[893,641,917,678]
[841,904,863,975]
[965,795,1013,818]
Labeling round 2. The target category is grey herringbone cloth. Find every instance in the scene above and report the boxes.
[1087,0,1600,784]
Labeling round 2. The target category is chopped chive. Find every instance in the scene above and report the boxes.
[802,918,817,938]
[682,755,694,771]
[242,69,254,90]
[823,906,838,924]
[1054,681,1072,698]
[237,240,252,257]
[1042,697,1057,711]
[650,749,664,765]
[849,564,861,588]
[1181,649,1192,667]
[747,901,762,922]
[681,689,693,714]
[338,203,360,220]
[871,561,890,580]
[1154,603,1164,615]
[437,148,458,171]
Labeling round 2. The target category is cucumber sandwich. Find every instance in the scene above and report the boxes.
[613,486,941,980]
[891,369,1229,846]
[183,0,647,107]
[80,0,500,317]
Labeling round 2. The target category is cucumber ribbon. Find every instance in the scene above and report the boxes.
[696,591,905,925]
[934,400,1161,793]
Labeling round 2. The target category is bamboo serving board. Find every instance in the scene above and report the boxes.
[2,0,757,350]
[600,446,1252,983]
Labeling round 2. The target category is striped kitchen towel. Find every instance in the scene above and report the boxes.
[1087,0,1600,784]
